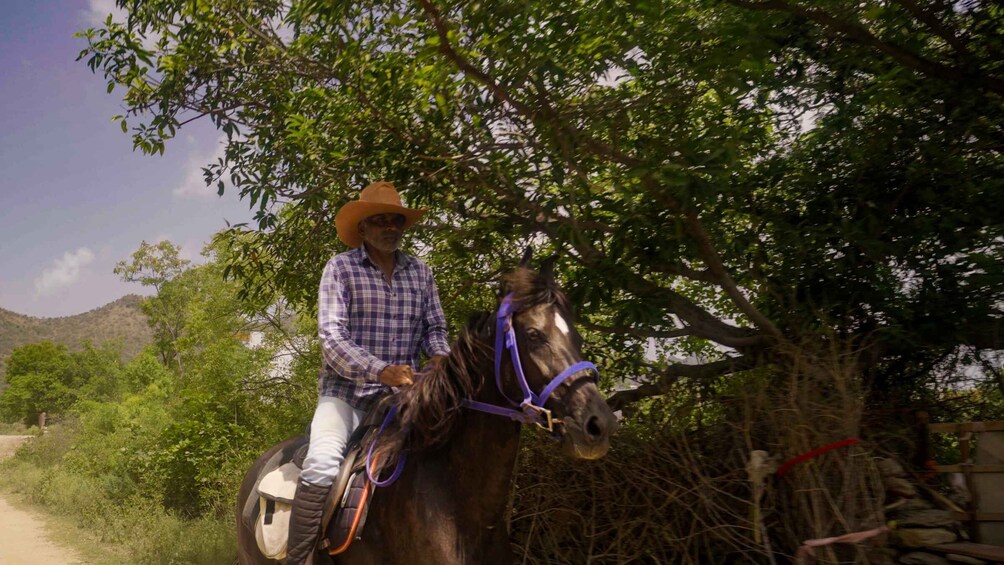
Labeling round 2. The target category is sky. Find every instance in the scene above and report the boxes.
[0,1,255,318]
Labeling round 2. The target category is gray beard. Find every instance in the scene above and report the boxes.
[365,238,400,254]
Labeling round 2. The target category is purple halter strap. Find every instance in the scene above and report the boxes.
[461,293,598,432]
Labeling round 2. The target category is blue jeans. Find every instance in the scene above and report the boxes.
[299,396,364,487]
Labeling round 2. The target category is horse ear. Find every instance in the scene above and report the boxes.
[539,255,557,281]
[518,245,533,268]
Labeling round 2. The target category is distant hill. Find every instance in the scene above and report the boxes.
[0,295,153,379]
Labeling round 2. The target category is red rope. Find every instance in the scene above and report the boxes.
[776,438,860,477]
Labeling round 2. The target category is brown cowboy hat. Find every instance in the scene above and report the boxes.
[335,181,426,248]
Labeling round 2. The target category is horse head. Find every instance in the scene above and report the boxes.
[494,252,618,459]
[375,249,618,462]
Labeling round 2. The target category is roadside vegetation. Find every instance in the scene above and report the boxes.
[1,242,319,564]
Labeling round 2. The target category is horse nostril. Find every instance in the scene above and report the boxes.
[586,415,604,439]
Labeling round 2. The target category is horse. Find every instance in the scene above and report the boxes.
[236,257,618,564]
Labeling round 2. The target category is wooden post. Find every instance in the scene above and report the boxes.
[975,431,1004,544]
[961,431,978,541]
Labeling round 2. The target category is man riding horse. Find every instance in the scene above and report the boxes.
[287,181,450,564]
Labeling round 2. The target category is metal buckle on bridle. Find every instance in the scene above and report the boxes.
[523,403,556,433]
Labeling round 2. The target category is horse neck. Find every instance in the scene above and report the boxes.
[431,335,523,525]
[448,399,522,522]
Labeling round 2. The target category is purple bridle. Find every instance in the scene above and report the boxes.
[460,293,598,432]
[367,293,598,486]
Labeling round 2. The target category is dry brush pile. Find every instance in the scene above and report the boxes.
[510,345,892,564]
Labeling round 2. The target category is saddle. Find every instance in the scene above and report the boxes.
[243,395,396,559]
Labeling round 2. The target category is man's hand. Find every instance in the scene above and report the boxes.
[379,364,414,387]
[427,355,447,371]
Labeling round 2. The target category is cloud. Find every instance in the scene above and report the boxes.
[172,138,229,199]
[83,0,162,49]
[83,0,128,28]
[34,248,96,297]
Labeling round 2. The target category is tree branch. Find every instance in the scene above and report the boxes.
[640,178,783,340]
[416,0,642,167]
[417,0,781,344]
[566,244,769,349]
[893,0,971,57]
[607,355,760,412]
[649,262,718,284]
[726,0,1004,96]
[682,209,784,339]
[437,178,767,350]
[580,321,694,340]
[957,316,1004,351]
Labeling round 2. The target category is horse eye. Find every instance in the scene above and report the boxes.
[526,328,546,342]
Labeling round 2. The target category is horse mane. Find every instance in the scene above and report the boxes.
[371,312,491,466]
[374,268,568,462]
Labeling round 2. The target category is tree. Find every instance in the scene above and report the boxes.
[114,240,190,291]
[139,250,308,515]
[75,341,127,402]
[115,240,191,372]
[0,371,73,425]
[0,341,124,425]
[717,0,1004,405]
[79,0,1003,413]
[0,342,76,424]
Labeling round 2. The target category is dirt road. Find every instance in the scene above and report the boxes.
[0,435,85,564]
[0,434,31,459]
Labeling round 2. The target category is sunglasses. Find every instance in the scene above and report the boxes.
[364,213,406,228]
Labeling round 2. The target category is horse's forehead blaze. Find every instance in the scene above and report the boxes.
[554,312,570,335]
[522,303,574,340]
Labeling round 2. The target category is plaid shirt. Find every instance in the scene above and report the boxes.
[318,245,450,411]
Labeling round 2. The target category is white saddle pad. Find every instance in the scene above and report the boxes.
[254,462,302,559]
[258,461,300,503]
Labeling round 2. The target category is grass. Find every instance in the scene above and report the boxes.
[0,447,237,564]
[0,421,37,435]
